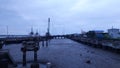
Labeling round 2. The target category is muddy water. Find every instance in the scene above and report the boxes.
[3,39,120,68]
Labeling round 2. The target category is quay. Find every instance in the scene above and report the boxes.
[67,35,120,53]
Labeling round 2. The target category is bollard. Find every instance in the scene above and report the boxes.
[46,62,51,68]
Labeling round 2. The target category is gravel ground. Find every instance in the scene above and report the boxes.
[3,39,120,68]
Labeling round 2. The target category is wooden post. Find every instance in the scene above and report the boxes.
[21,41,39,66]
[0,41,4,49]
[31,63,39,68]
[34,51,37,62]
[42,41,44,47]
[46,40,48,47]
[23,51,26,66]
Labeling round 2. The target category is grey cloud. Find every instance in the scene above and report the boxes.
[0,0,120,35]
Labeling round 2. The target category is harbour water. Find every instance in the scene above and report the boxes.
[3,39,120,68]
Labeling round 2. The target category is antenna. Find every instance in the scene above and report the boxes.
[7,26,8,36]
[31,27,33,32]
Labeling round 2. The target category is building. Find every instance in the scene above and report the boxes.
[86,30,104,38]
[108,28,120,39]
[93,30,104,33]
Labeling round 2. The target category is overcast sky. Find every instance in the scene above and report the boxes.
[0,0,120,35]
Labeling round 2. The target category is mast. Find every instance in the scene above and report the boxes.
[47,18,50,35]
[6,26,9,37]
[30,27,34,35]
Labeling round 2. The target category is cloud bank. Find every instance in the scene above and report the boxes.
[0,0,120,35]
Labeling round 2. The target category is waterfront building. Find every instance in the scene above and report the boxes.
[108,28,120,39]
